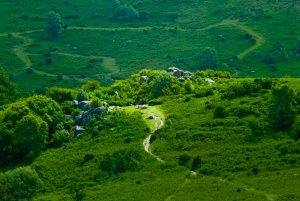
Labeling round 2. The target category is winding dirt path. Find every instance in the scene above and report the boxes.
[142,106,275,201]
[69,19,265,59]
[143,118,164,162]
[1,18,265,82]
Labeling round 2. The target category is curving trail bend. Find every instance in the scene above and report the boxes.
[143,118,164,162]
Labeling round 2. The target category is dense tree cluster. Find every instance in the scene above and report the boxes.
[0,167,43,201]
[0,95,65,166]
[0,69,18,106]
[44,11,63,40]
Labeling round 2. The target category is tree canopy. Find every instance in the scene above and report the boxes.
[44,11,62,40]
[0,69,18,106]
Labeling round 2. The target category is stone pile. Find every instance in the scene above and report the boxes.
[72,100,108,138]
[167,67,193,82]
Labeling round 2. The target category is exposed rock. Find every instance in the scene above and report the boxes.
[184,71,192,76]
[174,70,184,77]
[140,76,148,84]
[75,111,84,125]
[78,101,89,110]
[167,67,179,72]
[94,106,106,115]
[82,102,90,111]
[65,115,73,120]
[178,77,186,82]
[101,101,108,108]
[205,78,215,84]
[73,100,78,107]
[93,114,101,119]
[140,105,148,109]
[74,125,84,138]
[81,114,92,126]
[102,118,108,123]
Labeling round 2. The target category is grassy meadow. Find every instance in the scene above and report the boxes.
[1,0,300,200]
[1,0,300,94]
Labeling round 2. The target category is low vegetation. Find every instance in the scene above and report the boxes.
[0,68,300,200]
[1,0,300,200]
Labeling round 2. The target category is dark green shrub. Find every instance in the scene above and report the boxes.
[178,153,191,166]
[84,154,94,162]
[46,86,75,103]
[0,167,43,200]
[76,90,89,101]
[235,106,250,117]
[191,156,201,171]
[50,129,70,147]
[214,106,228,118]
[269,86,296,130]
[26,68,34,74]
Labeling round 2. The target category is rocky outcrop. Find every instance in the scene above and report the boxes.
[71,100,108,138]
[140,76,148,84]
[74,125,85,138]
[167,67,193,82]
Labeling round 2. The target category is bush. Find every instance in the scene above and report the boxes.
[50,130,70,147]
[83,154,94,163]
[76,90,89,101]
[151,71,174,98]
[99,149,140,175]
[191,156,201,171]
[26,68,34,74]
[46,86,75,103]
[235,106,250,118]
[90,98,102,108]
[213,106,228,118]
[0,167,43,200]
[178,153,191,166]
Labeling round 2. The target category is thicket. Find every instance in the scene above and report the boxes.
[0,95,65,166]
[0,166,43,201]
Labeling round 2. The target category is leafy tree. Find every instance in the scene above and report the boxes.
[76,89,89,101]
[112,4,139,21]
[82,80,100,92]
[99,153,113,175]
[0,124,13,167]
[0,183,14,201]
[126,6,139,21]
[46,86,75,103]
[0,69,18,106]
[90,97,102,108]
[151,71,174,98]
[50,129,70,147]
[13,114,48,158]
[0,166,43,200]
[139,11,150,21]
[2,103,31,130]
[45,11,62,40]
[26,95,65,134]
[269,86,296,130]
[184,79,195,93]
[196,47,218,69]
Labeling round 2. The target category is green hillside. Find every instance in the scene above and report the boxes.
[1,68,300,200]
[1,0,300,200]
[1,0,300,94]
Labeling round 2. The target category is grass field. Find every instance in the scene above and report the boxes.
[1,0,300,94]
